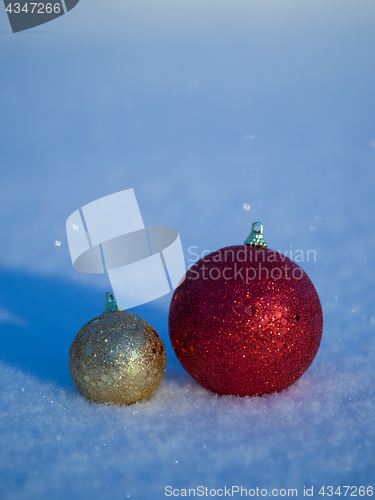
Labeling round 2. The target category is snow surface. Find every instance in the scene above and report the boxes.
[1,291,374,500]
[0,1,375,498]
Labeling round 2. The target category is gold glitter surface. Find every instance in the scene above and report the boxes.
[69,311,167,405]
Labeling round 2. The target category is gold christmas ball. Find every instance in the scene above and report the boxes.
[69,310,167,405]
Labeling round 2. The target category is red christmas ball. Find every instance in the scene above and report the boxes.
[169,224,323,397]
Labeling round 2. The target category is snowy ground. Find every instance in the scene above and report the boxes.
[1,1,375,498]
[1,266,374,499]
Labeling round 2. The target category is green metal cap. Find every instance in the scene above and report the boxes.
[244,222,268,247]
[103,292,120,313]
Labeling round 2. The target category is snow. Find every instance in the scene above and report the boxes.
[1,0,375,498]
[1,318,374,499]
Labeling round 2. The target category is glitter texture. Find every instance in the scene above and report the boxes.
[169,245,323,397]
[69,311,167,405]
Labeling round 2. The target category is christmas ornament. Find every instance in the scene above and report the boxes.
[70,293,167,405]
[169,222,323,397]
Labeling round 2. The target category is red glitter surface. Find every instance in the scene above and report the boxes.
[169,245,323,396]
